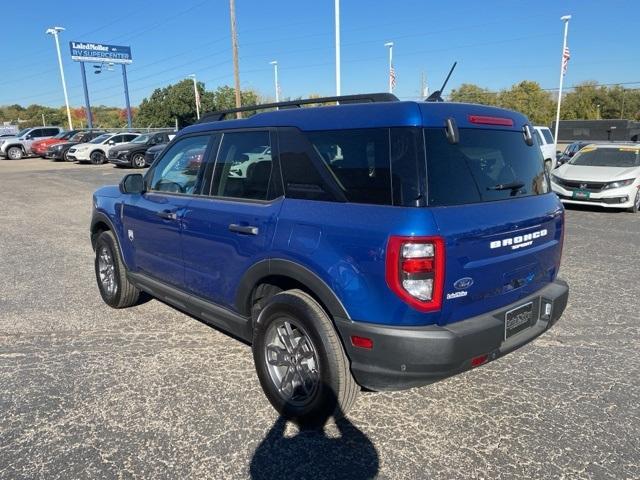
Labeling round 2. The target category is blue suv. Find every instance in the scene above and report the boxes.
[91,94,569,421]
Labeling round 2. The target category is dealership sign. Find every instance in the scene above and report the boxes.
[69,42,132,64]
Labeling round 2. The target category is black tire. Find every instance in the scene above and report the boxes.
[131,153,146,169]
[544,159,552,173]
[90,150,106,165]
[94,230,141,308]
[252,289,358,423]
[628,189,640,213]
[63,150,73,162]
[7,146,23,160]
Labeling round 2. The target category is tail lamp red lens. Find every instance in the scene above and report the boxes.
[385,236,445,312]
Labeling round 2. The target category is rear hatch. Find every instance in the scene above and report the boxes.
[421,111,564,325]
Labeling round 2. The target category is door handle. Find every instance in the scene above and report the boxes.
[157,210,177,220]
[229,224,259,235]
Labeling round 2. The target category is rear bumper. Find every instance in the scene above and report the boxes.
[335,279,569,391]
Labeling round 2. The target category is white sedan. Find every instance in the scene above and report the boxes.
[551,143,640,213]
[67,132,140,165]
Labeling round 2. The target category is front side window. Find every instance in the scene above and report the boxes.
[425,128,548,206]
[148,135,210,195]
[210,131,278,201]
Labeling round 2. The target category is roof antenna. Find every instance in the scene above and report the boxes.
[426,61,457,102]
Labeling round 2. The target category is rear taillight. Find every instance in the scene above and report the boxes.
[385,236,445,312]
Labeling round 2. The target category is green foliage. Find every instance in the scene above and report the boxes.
[449,84,498,106]
[136,81,259,128]
[562,82,640,121]
[450,80,640,125]
[497,81,556,125]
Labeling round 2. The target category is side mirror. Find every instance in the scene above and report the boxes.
[119,173,145,194]
[108,140,115,145]
[25,135,32,140]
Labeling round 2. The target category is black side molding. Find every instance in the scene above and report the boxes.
[129,272,252,343]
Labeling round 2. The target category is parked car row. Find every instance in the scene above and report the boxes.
[0,127,173,168]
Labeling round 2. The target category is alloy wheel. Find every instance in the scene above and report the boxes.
[264,318,320,406]
[97,246,117,297]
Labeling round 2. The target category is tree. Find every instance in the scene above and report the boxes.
[449,84,497,106]
[498,81,556,125]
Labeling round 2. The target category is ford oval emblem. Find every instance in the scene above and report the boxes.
[454,277,474,290]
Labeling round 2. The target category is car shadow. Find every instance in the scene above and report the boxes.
[563,203,629,214]
[249,388,379,480]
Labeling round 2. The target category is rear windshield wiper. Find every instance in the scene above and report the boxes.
[487,181,525,192]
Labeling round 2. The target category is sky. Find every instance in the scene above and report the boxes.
[1,0,638,109]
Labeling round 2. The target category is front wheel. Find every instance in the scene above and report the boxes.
[131,153,146,168]
[252,290,358,424]
[7,146,23,160]
[94,230,141,308]
[90,150,106,165]
[628,189,640,213]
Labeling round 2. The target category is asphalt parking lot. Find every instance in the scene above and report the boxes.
[0,158,638,479]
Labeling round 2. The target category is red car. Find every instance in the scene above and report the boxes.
[31,130,84,157]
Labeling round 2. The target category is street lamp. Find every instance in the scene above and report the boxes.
[187,74,200,120]
[384,42,394,94]
[269,61,280,103]
[46,26,73,129]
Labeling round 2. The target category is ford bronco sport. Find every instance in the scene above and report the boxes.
[91,93,569,421]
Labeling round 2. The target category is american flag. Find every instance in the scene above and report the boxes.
[390,65,397,90]
[562,46,571,75]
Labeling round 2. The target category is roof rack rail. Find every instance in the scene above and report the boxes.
[199,92,399,122]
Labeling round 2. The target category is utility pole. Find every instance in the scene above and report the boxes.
[269,61,280,103]
[334,0,341,96]
[121,64,132,129]
[384,42,394,94]
[188,74,201,120]
[229,0,242,118]
[80,62,94,128]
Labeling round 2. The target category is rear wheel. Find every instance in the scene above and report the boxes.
[544,159,553,172]
[252,289,358,423]
[90,150,106,165]
[131,153,146,168]
[7,146,23,160]
[94,230,141,308]
[628,189,640,213]
[63,150,73,162]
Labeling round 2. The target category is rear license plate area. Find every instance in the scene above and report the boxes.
[505,302,534,339]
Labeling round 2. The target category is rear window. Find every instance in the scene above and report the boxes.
[541,128,554,144]
[424,128,549,206]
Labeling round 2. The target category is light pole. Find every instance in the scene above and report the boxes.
[553,15,571,150]
[188,74,200,120]
[46,27,73,129]
[269,61,280,103]
[384,42,394,94]
[334,0,341,96]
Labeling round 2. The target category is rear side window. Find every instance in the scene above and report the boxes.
[541,129,554,144]
[424,128,549,206]
[279,128,425,206]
